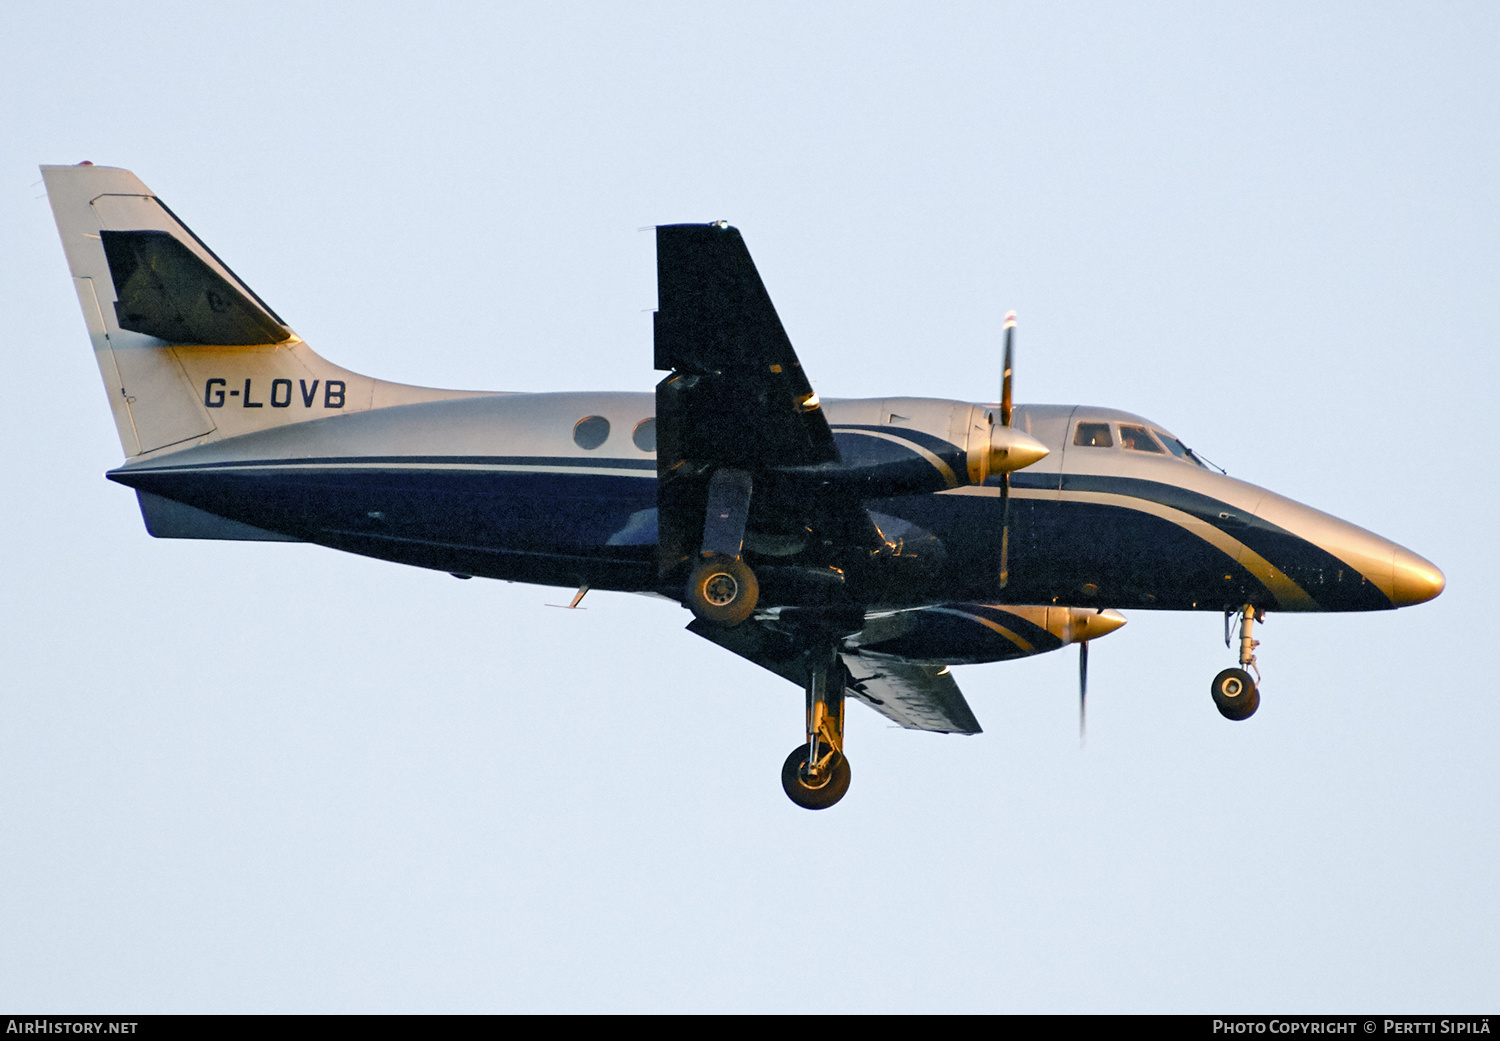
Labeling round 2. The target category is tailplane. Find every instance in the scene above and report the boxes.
[43,163,484,459]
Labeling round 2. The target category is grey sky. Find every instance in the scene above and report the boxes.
[1,2,1494,1011]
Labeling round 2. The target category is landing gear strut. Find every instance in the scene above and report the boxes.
[782,642,852,810]
[1212,603,1262,721]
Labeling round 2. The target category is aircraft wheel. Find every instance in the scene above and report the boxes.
[1211,667,1260,721]
[685,554,758,626]
[781,746,851,810]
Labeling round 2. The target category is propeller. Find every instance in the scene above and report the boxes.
[1067,609,1125,746]
[998,310,1016,588]
[974,310,1046,588]
[1078,639,1089,747]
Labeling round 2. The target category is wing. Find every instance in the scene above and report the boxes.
[654,223,858,580]
[840,658,981,734]
[654,223,838,470]
[687,618,983,735]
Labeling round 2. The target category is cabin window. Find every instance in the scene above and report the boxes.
[1074,422,1113,448]
[573,415,611,450]
[1120,424,1165,453]
[632,417,657,452]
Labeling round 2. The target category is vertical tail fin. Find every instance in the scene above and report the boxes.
[42,163,484,459]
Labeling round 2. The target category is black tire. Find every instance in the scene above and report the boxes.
[685,554,758,626]
[781,745,852,810]
[1211,667,1260,721]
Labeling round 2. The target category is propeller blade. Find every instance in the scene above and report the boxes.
[998,473,1011,588]
[1079,639,1089,746]
[1000,310,1016,429]
[997,310,1017,589]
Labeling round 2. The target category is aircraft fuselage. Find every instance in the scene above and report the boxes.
[106,391,1443,615]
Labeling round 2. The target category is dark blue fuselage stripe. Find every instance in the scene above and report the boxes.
[1003,470,1385,607]
[831,424,964,458]
[1055,473,1379,605]
[114,455,658,474]
[108,455,1393,611]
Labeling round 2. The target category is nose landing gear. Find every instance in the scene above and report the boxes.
[1212,604,1262,721]
[1211,667,1260,720]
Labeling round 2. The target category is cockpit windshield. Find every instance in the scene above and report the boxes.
[1119,424,1165,453]
[1154,429,1209,468]
[1070,417,1211,468]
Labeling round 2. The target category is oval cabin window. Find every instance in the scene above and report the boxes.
[573,415,610,450]
[632,417,657,452]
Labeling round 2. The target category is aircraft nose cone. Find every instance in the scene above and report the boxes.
[1391,547,1445,607]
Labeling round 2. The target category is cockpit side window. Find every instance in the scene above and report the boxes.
[1157,431,1189,459]
[1120,424,1165,453]
[1073,422,1113,448]
[1154,430,1208,467]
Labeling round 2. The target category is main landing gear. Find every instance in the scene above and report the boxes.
[1212,603,1263,721]
[686,554,758,626]
[676,466,851,808]
[782,642,852,810]
[684,468,759,627]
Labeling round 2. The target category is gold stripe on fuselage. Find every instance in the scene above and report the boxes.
[926,607,1035,652]
[944,484,1320,610]
[832,428,961,489]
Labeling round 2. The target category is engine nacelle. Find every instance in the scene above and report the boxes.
[846,603,1126,666]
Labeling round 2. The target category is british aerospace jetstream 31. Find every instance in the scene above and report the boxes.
[43,163,1445,810]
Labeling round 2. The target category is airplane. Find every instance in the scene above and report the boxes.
[41,163,1446,810]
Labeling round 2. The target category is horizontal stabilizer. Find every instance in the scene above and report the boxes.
[654,223,837,469]
[656,223,801,375]
[102,229,289,346]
